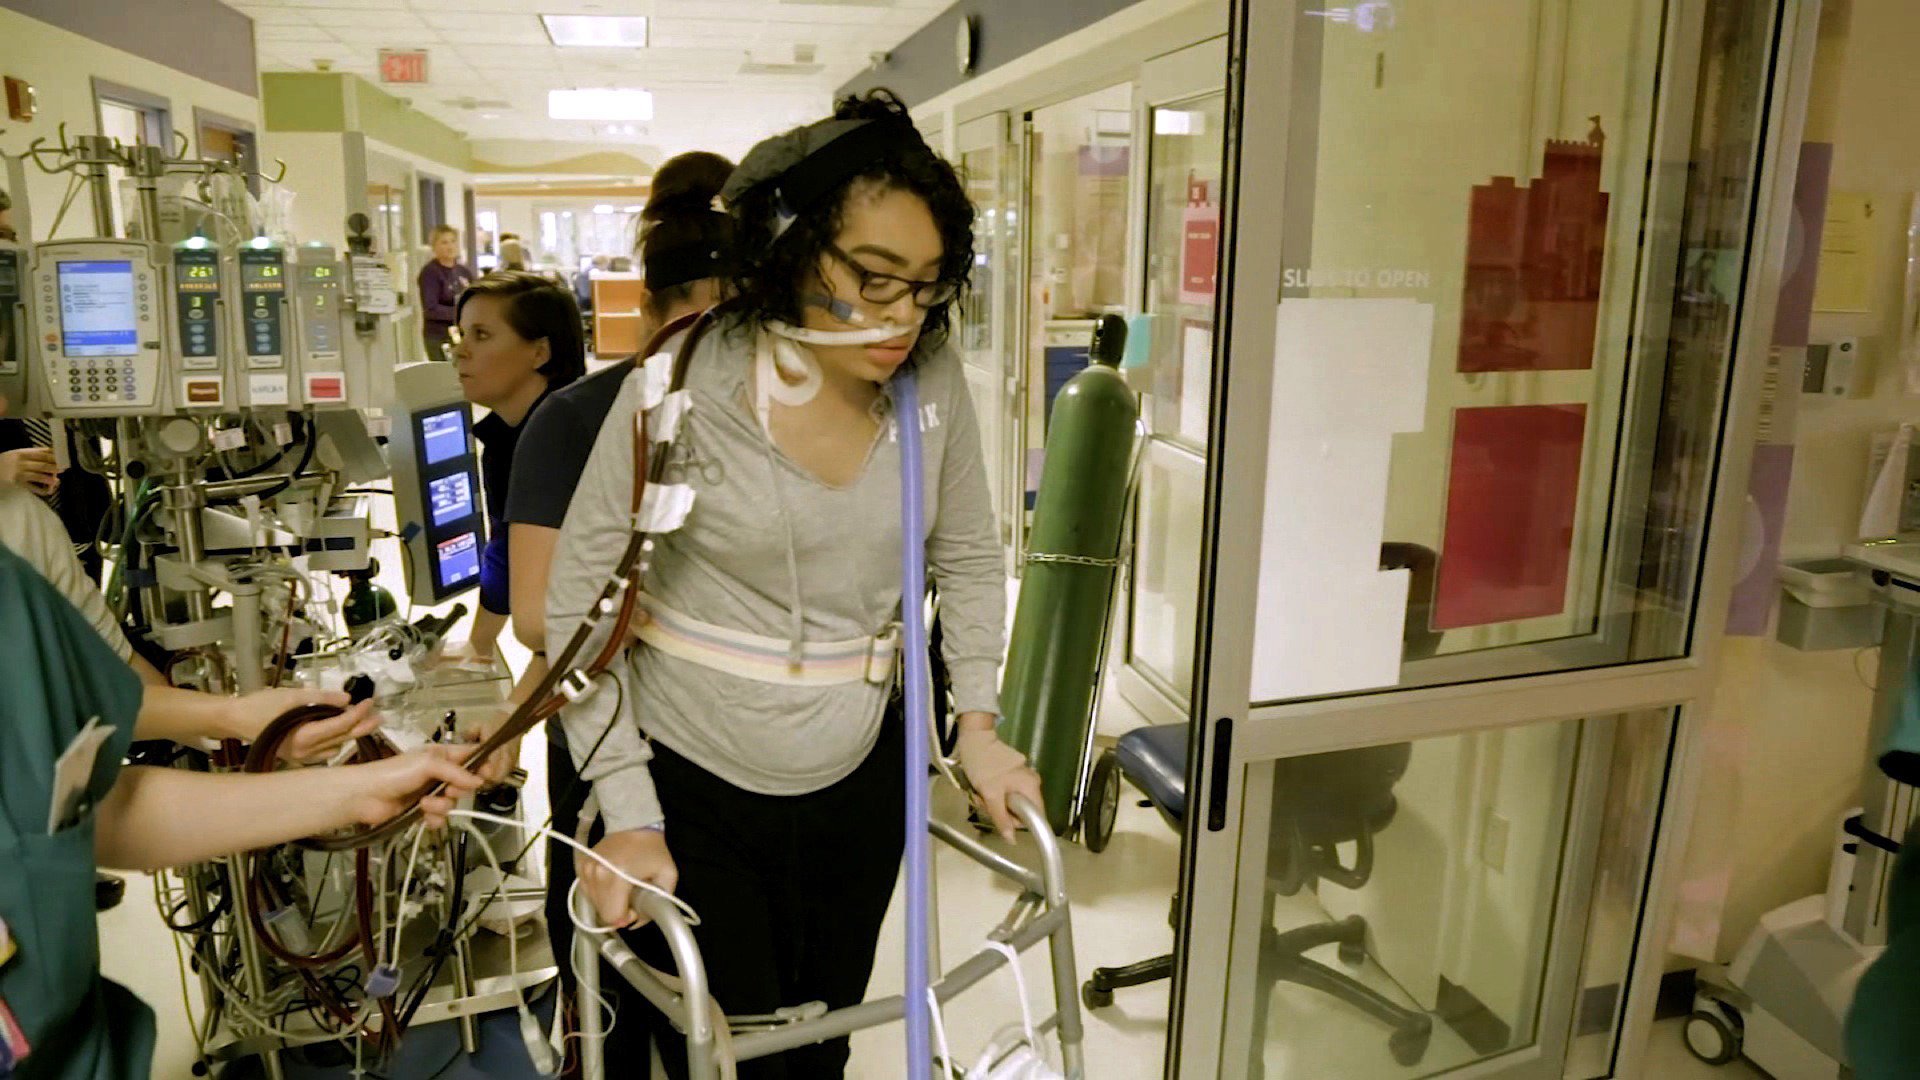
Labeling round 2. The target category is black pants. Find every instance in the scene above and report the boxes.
[549,704,907,1079]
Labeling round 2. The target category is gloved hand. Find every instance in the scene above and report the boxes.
[955,726,1045,842]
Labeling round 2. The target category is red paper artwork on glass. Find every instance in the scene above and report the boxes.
[1458,130,1610,373]
[1434,404,1588,630]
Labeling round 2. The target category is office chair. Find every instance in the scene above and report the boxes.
[1082,544,1440,1067]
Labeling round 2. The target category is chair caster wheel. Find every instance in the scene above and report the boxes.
[1082,982,1114,1010]
[1338,939,1367,967]
[1389,1017,1432,1067]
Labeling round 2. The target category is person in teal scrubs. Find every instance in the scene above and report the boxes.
[0,542,486,1079]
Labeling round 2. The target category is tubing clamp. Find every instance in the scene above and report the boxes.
[559,670,596,703]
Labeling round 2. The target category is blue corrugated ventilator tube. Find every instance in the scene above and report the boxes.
[893,366,934,1080]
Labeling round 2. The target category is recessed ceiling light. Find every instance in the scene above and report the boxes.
[542,14,649,48]
[549,88,653,121]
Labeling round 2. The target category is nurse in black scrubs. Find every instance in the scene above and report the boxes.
[446,271,585,661]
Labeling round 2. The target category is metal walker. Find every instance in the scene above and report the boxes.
[570,794,1086,1079]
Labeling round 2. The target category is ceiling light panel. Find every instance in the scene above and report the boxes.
[542,14,649,48]
[547,88,654,121]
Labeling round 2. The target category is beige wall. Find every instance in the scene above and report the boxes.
[0,8,259,241]
[1685,0,1920,962]
[258,132,350,250]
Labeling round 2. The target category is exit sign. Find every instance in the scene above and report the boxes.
[378,49,429,84]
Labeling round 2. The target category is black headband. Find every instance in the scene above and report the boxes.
[774,118,916,218]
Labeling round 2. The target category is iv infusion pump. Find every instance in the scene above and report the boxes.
[17,237,369,418]
[29,238,175,416]
[0,237,26,408]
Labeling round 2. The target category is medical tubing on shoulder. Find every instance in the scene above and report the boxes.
[894,368,934,1080]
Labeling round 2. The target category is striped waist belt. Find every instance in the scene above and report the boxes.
[635,592,900,687]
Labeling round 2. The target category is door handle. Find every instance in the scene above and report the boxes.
[1206,716,1233,832]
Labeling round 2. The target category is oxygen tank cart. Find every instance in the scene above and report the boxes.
[1000,315,1142,847]
[570,794,1085,1079]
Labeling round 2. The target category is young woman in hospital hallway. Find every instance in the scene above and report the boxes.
[543,89,1043,1078]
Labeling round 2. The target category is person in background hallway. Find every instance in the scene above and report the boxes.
[574,253,611,316]
[499,236,529,272]
[418,223,474,362]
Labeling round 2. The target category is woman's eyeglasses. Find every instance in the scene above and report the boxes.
[826,244,960,308]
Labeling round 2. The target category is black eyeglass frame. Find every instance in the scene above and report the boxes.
[823,243,961,309]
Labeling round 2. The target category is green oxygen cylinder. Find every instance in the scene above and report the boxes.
[1001,314,1139,835]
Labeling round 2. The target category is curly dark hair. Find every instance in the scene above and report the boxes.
[724,89,974,352]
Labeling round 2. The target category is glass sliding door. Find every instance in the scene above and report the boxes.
[1124,38,1229,722]
[1022,85,1137,562]
[1171,0,1802,1077]
[957,113,1023,563]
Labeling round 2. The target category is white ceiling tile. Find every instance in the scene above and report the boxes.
[327,24,443,45]
[415,11,539,34]
[253,24,339,43]
[271,0,395,11]
[295,7,422,27]
[231,6,320,27]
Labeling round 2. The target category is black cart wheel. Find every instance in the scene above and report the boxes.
[1389,1016,1433,1067]
[1684,1008,1740,1066]
[1084,750,1122,853]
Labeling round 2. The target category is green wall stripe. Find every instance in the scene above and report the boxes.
[261,72,348,131]
[349,78,473,171]
[262,72,473,172]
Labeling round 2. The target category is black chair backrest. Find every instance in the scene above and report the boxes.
[1268,738,1414,896]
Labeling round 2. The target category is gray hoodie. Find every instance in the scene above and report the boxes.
[544,317,1004,832]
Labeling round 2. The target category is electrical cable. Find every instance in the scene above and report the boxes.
[450,809,699,929]
[431,670,627,953]
[211,414,316,507]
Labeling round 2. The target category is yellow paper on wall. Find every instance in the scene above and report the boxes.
[1814,192,1874,312]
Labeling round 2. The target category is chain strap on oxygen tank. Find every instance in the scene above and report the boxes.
[1024,551,1126,569]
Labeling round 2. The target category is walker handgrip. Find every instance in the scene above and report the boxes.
[1009,793,1071,909]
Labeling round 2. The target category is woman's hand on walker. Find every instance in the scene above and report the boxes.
[583,827,678,930]
[954,717,1044,843]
